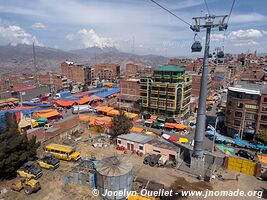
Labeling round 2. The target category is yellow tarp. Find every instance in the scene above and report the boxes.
[19,118,38,128]
[258,155,267,164]
[96,106,113,113]
[79,115,91,122]
[145,131,157,137]
[125,112,139,119]
[130,127,144,133]
[107,109,120,116]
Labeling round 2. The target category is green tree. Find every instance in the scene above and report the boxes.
[110,111,133,141]
[82,84,89,92]
[255,129,267,145]
[0,113,40,179]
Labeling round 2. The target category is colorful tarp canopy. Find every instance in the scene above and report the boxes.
[107,109,120,116]
[150,115,158,120]
[89,116,113,128]
[96,106,113,113]
[258,155,267,164]
[55,100,75,107]
[33,109,61,119]
[95,88,120,98]
[0,98,19,106]
[76,95,92,104]
[79,115,91,122]
[124,112,139,119]
[130,127,144,133]
[164,123,187,130]
[19,118,38,128]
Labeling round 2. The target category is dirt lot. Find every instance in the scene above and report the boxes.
[0,129,266,200]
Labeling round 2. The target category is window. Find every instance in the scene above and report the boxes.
[264,98,267,103]
[261,115,267,121]
[234,120,241,126]
[237,103,243,108]
[139,145,143,151]
[117,140,121,144]
[153,149,161,153]
[262,107,267,112]
[235,112,242,118]
[245,104,258,110]
[260,124,267,130]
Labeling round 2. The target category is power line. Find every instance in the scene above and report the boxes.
[204,0,211,15]
[150,0,191,26]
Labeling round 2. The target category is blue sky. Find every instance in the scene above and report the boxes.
[0,0,267,56]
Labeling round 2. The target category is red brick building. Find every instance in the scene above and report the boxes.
[37,72,68,91]
[190,73,212,97]
[61,61,92,84]
[120,79,140,102]
[92,63,120,81]
[126,63,140,77]
[225,82,267,139]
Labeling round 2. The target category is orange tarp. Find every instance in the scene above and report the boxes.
[34,109,61,118]
[56,100,75,107]
[150,115,158,120]
[175,124,188,129]
[90,116,113,128]
[107,109,120,116]
[77,96,92,104]
[130,127,144,133]
[79,115,91,122]
[258,155,267,164]
[164,123,187,129]
[91,95,104,101]
[96,106,113,113]
[164,123,176,129]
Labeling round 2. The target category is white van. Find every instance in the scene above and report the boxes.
[72,105,94,114]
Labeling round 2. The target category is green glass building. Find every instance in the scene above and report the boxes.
[140,65,192,118]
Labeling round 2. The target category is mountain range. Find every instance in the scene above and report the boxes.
[0,44,170,78]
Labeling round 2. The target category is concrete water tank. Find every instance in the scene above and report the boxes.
[96,156,133,200]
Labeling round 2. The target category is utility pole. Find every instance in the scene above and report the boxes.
[190,15,227,173]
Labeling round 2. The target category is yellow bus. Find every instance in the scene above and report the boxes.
[44,143,81,161]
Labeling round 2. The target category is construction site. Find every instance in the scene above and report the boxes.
[0,127,265,200]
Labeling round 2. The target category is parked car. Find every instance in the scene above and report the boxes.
[235,150,254,160]
[30,98,40,103]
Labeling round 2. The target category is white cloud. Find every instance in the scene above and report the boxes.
[32,22,47,30]
[0,24,42,46]
[233,40,260,46]
[228,29,263,40]
[66,29,117,48]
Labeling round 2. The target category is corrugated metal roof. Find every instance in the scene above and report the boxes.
[154,65,185,72]
[117,133,153,144]
[96,156,132,176]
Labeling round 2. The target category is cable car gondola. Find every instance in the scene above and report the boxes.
[217,51,224,58]
[191,33,202,52]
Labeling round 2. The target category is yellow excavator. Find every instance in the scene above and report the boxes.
[11,178,41,195]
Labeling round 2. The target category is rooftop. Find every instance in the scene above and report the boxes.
[154,65,185,72]
[228,81,267,95]
[117,133,154,144]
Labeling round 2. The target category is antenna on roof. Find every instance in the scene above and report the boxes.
[33,41,39,86]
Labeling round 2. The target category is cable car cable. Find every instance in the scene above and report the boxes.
[204,0,211,16]
[149,0,192,26]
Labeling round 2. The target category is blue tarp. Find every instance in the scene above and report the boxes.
[94,88,120,98]
[22,102,52,107]
[59,97,79,101]
[59,91,71,97]
[214,75,225,79]
[234,139,249,147]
